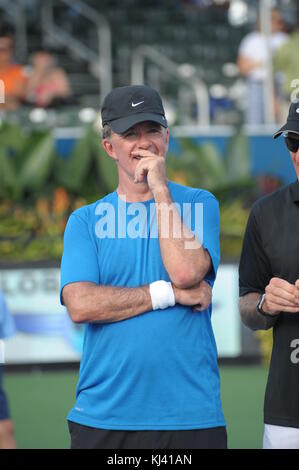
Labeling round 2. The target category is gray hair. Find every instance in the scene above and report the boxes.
[102,124,112,139]
[94,111,112,139]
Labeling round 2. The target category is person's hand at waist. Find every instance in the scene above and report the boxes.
[295,279,299,307]
[262,277,299,315]
[173,280,212,312]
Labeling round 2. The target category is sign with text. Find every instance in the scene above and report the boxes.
[0,268,82,364]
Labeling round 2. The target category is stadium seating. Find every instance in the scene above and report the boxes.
[0,0,251,122]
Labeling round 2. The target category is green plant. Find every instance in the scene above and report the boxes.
[0,122,257,262]
[0,123,57,200]
[0,121,119,203]
[166,128,256,259]
[167,127,253,194]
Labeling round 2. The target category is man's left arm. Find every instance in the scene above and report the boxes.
[153,186,212,288]
[134,151,220,289]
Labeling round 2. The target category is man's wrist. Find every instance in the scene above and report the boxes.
[149,280,175,310]
[257,293,279,318]
[172,285,181,304]
[151,184,170,202]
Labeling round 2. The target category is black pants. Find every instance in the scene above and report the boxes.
[68,421,227,449]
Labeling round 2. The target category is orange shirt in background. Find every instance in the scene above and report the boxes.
[0,64,27,99]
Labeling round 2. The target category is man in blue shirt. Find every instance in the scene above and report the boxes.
[60,85,226,449]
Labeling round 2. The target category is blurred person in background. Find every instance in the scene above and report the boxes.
[0,27,28,110]
[274,12,299,122]
[26,50,72,108]
[0,290,16,449]
[237,8,289,125]
[238,101,299,449]
[60,85,226,449]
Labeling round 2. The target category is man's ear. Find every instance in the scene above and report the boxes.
[163,128,170,154]
[165,128,170,149]
[102,138,118,162]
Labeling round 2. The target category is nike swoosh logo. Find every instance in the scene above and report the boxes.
[132,101,144,107]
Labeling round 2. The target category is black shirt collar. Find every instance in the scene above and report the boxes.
[290,181,299,202]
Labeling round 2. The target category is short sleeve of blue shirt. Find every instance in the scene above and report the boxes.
[60,209,100,305]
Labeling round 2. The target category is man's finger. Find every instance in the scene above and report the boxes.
[134,168,148,183]
[266,290,297,307]
[134,158,155,174]
[276,306,299,313]
[266,284,296,300]
[266,299,299,313]
[193,304,204,312]
[270,278,296,292]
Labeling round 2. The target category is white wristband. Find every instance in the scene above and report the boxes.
[149,280,175,310]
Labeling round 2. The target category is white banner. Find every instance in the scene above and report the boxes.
[0,268,82,364]
[0,265,241,364]
[212,264,241,357]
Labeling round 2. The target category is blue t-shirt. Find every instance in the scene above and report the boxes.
[61,181,225,430]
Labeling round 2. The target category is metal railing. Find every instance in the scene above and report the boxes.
[0,0,27,61]
[131,45,210,126]
[259,0,275,125]
[41,0,112,104]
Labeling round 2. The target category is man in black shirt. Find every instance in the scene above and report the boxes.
[238,101,299,449]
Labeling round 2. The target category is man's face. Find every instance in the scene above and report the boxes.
[285,133,299,181]
[271,10,285,33]
[103,121,169,181]
[0,37,13,66]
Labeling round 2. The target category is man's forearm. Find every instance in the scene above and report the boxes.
[63,282,152,324]
[239,293,277,331]
[63,279,212,324]
[153,186,211,288]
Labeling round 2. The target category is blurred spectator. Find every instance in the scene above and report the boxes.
[0,290,16,449]
[0,27,28,110]
[274,17,299,122]
[26,50,72,108]
[237,8,289,125]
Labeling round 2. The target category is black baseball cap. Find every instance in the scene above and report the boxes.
[101,85,168,134]
[273,101,299,138]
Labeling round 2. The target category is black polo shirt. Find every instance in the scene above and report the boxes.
[239,181,299,428]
